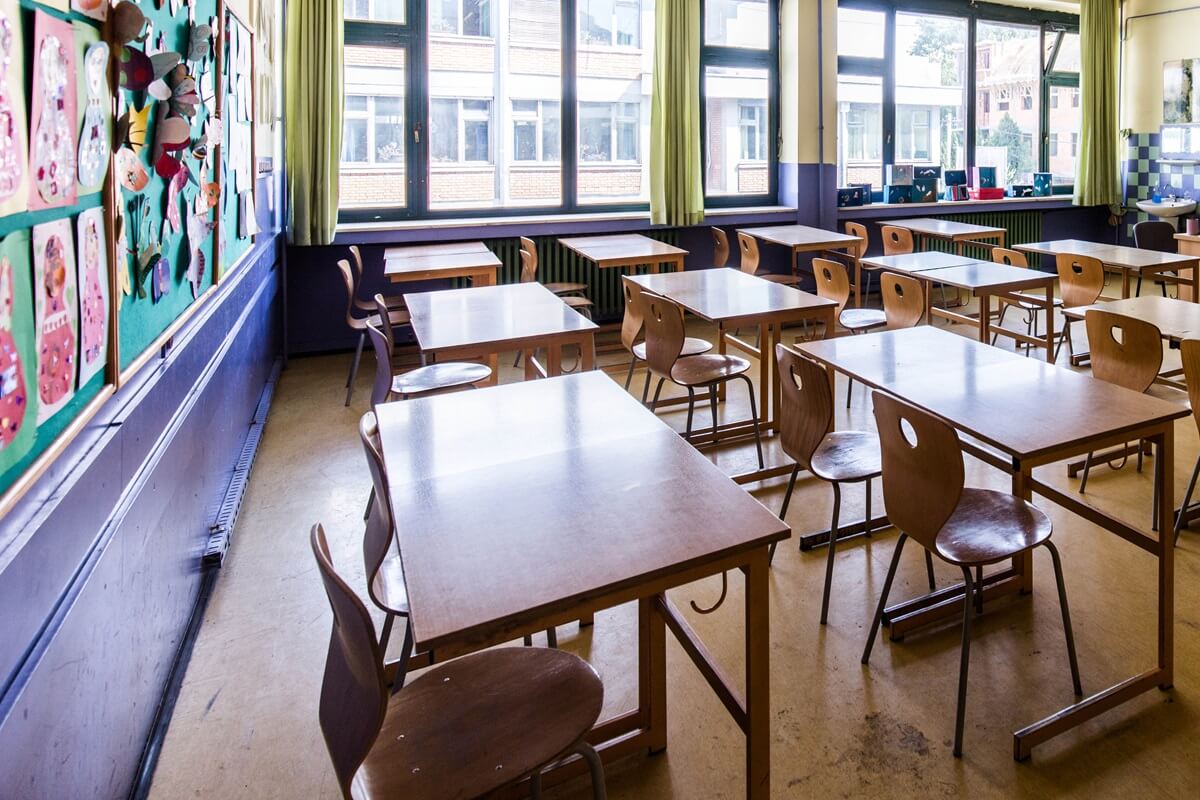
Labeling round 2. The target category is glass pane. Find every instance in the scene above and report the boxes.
[705,0,767,49]
[344,0,405,23]
[1047,31,1080,74]
[578,0,653,203]
[976,22,1041,186]
[837,8,884,59]
[895,12,967,175]
[836,74,882,190]
[340,46,407,209]
[430,0,562,209]
[705,65,769,196]
[430,0,458,33]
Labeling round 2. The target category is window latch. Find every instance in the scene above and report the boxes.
[413,123,421,144]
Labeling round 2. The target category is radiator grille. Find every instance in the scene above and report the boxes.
[484,230,682,321]
[919,210,1042,261]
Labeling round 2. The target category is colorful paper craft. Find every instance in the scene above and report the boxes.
[29,12,78,210]
[77,41,110,193]
[0,230,36,472]
[186,211,212,298]
[0,1,27,218]
[32,219,77,423]
[72,0,108,22]
[114,199,132,300]
[166,164,189,232]
[76,208,108,386]
[116,146,149,192]
[112,2,147,45]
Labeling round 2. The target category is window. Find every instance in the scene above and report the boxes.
[895,11,967,174]
[1046,26,1080,184]
[340,0,774,220]
[836,75,883,189]
[837,7,884,59]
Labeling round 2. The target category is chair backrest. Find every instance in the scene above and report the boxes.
[871,392,964,550]
[844,221,869,259]
[358,412,396,616]
[373,294,394,351]
[620,275,647,352]
[1133,220,1178,254]
[311,523,388,798]
[776,344,833,469]
[736,231,760,275]
[881,272,925,329]
[1084,309,1163,393]
[1180,339,1200,434]
[1055,253,1106,308]
[712,227,730,268]
[348,246,374,314]
[518,248,537,284]
[880,225,914,256]
[337,259,362,328]
[364,319,395,407]
[992,247,1028,268]
[641,293,686,378]
[812,257,851,317]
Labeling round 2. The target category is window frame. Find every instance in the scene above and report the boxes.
[836,0,1079,197]
[341,0,780,223]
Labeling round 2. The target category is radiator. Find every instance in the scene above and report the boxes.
[919,210,1043,260]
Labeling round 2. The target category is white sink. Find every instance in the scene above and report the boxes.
[1136,198,1197,217]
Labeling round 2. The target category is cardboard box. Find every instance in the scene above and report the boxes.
[1010,184,1035,198]
[914,165,942,180]
[886,164,914,185]
[1033,172,1053,196]
[885,185,913,204]
[972,166,998,188]
[837,186,865,207]
[851,183,873,204]
[944,169,968,186]
[1051,184,1073,196]
[968,187,1006,201]
[945,185,970,201]
[911,178,939,203]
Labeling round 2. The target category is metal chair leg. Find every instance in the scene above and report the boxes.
[709,385,719,442]
[379,612,395,660]
[642,371,653,405]
[925,549,936,592]
[953,566,975,758]
[1078,451,1093,493]
[650,377,666,411]
[864,478,873,537]
[846,376,854,408]
[531,770,543,800]
[546,626,558,648]
[990,303,1011,345]
[768,464,802,565]
[975,565,984,614]
[363,486,375,521]
[623,356,637,390]
[819,483,843,624]
[862,533,908,664]
[1135,275,1142,296]
[574,741,608,800]
[345,332,365,406]
[740,375,764,469]
[685,387,696,438]
[1043,540,1083,696]
[1174,454,1200,544]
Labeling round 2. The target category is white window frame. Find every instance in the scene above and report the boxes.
[512,99,561,163]
[430,0,493,38]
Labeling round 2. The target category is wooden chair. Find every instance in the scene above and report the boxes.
[520,237,590,299]
[770,345,935,623]
[349,245,406,313]
[1054,252,1108,360]
[846,221,877,299]
[880,225,914,256]
[712,227,730,268]
[880,272,926,329]
[1133,220,1177,296]
[813,257,886,407]
[1172,338,1200,543]
[310,523,607,800]
[620,276,711,402]
[365,317,491,407]
[990,247,1063,355]
[643,293,764,468]
[863,392,1081,757]
[338,258,412,407]
[736,231,801,286]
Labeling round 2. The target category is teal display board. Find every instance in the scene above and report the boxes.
[219,7,253,278]
[115,0,220,373]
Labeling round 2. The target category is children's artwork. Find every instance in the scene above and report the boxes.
[251,0,279,172]
[0,230,36,473]
[72,0,108,22]
[114,199,132,300]
[166,164,189,232]
[152,255,171,303]
[1163,59,1199,124]
[0,2,27,218]
[28,12,78,210]
[186,210,212,297]
[76,208,108,386]
[32,219,77,423]
[77,41,110,193]
[116,146,149,192]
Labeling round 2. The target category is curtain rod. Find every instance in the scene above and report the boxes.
[1122,3,1200,40]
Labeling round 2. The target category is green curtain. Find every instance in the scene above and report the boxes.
[649,0,703,227]
[285,0,343,245]
[1074,0,1120,208]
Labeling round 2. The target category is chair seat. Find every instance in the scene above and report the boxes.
[633,336,712,360]
[670,353,751,386]
[357,294,408,314]
[393,362,492,396]
[353,306,411,332]
[933,488,1052,566]
[355,647,603,800]
[1145,381,1190,406]
[756,272,801,286]
[810,431,882,483]
[562,295,594,312]
[371,548,409,616]
[546,281,589,296]
[839,308,887,332]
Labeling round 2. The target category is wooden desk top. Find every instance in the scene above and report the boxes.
[384,249,502,278]
[736,224,862,251]
[1062,295,1200,342]
[861,251,982,273]
[384,241,490,259]
[878,218,1006,240]
[797,326,1188,460]
[1016,239,1200,271]
[631,267,837,325]
[557,233,688,266]
[403,282,597,352]
[915,261,1055,293]
[376,372,791,650]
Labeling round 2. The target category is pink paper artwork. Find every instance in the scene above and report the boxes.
[33,219,76,422]
[76,207,108,385]
[28,12,76,209]
[0,255,27,448]
[0,10,25,206]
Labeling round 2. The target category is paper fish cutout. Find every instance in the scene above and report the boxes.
[116,146,149,191]
[152,255,171,303]
[0,253,28,449]
[155,151,184,179]
[166,164,189,232]
[30,21,76,208]
[188,23,212,62]
[166,65,199,117]
[0,10,26,207]
[125,103,150,153]
[77,42,110,190]
[114,202,132,298]
[119,45,153,91]
[158,116,191,151]
[112,2,147,45]
[151,51,180,79]
[186,211,212,298]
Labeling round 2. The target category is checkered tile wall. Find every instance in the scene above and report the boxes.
[1123,132,1198,241]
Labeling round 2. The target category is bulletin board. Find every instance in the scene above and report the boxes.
[218,5,253,278]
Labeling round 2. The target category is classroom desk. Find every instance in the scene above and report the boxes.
[376,372,790,798]
[878,217,1007,254]
[735,225,866,306]
[384,241,501,286]
[797,326,1187,760]
[630,268,838,483]
[1062,294,1200,344]
[1016,239,1200,303]
[558,233,688,273]
[403,282,597,383]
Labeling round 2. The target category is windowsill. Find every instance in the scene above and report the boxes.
[837,195,1076,218]
[334,205,798,244]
